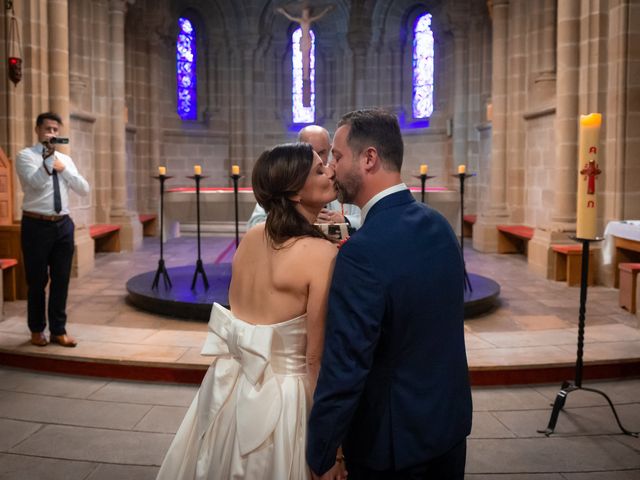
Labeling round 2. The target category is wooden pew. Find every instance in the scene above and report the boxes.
[497,225,534,255]
[551,244,597,287]
[1,258,18,302]
[90,224,121,252]
[619,263,640,313]
[139,213,157,236]
[463,214,476,238]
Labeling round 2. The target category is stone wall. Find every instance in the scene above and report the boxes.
[1,0,638,283]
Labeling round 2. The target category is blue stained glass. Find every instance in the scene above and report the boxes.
[177,17,197,120]
[413,13,434,119]
[292,27,315,124]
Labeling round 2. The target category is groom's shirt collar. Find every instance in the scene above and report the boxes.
[361,183,408,224]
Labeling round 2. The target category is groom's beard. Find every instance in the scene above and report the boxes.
[335,168,362,205]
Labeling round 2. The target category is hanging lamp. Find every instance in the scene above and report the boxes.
[7,0,23,86]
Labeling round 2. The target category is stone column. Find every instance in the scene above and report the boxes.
[528,0,579,277]
[348,39,369,110]
[69,0,90,109]
[451,26,469,184]
[47,0,70,124]
[108,0,142,250]
[347,7,371,110]
[47,0,94,276]
[550,0,579,228]
[473,0,509,252]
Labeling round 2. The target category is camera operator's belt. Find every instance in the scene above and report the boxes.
[22,211,68,222]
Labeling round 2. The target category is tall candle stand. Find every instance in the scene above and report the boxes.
[538,236,637,438]
[189,173,209,290]
[453,171,476,292]
[231,171,243,248]
[413,172,436,204]
[151,174,173,290]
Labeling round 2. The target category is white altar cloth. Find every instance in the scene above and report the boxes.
[602,220,640,264]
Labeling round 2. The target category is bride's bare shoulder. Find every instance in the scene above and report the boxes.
[291,236,338,259]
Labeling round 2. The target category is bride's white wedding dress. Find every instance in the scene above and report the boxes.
[157,303,311,480]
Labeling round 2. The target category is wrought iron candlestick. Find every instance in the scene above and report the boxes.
[538,236,637,438]
[151,174,172,290]
[189,173,209,290]
[413,173,436,204]
[453,171,476,292]
[231,172,242,248]
[453,171,476,258]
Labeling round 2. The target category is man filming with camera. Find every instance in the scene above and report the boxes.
[16,112,90,347]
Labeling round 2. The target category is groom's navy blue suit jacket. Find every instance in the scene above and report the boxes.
[307,189,472,474]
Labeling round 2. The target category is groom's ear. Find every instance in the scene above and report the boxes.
[362,146,380,172]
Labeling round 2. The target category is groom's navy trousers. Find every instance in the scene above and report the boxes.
[307,189,472,477]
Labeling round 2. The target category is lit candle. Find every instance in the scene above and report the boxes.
[194,165,202,175]
[420,164,428,175]
[458,165,466,174]
[576,113,602,240]
[231,165,240,175]
[158,166,166,176]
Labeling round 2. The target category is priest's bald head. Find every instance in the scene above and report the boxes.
[298,125,331,165]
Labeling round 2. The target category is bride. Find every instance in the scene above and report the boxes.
[157,143,346,480]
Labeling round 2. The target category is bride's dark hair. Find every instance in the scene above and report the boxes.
[252,142,331,246]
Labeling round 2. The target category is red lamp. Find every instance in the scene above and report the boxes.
[8,57,22,86]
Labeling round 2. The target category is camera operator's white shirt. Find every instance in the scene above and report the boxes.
[16,143,90,215]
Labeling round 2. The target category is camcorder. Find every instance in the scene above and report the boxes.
[49,137,69,145]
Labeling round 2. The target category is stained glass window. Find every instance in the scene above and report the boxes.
[413,13,434,119]
[292,27,315,124]
[177,17,197,120]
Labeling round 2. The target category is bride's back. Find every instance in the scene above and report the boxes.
[229,223,333,325]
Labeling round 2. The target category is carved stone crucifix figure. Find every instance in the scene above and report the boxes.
[278,2,334,107]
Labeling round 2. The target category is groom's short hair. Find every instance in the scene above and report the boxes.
[337,109,403,172]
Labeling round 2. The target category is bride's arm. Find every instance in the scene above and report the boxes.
[305,241,338,393]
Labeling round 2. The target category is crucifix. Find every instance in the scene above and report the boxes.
[580,159,601,195]
[278,2,334,107]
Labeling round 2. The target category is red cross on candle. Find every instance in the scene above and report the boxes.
[580,160,601,195]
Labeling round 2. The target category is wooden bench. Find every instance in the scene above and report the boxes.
[139,213,158,236]
[497,225,534,254]
[551,244,596,287]
[619,263,640,313]
[90,224,121,252]
[1,258,18,302]
[462,214,476,238]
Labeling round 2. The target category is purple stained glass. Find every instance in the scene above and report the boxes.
[413,13,434,119]
[177,17,197,120]
[292,27,315,124]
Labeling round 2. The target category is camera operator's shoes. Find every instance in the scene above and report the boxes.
[30,332,48,347]
[50,334,77,348]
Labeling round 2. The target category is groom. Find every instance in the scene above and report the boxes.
[307,109,472,479]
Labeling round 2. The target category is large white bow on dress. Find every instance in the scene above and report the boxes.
[198,303,283,456]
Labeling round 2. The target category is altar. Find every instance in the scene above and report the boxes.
[602,220,640,287]
[163,186,461,240]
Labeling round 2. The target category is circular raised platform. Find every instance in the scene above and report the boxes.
[464,273,501,318]
[127,266,499,321]
[126,264,231,320]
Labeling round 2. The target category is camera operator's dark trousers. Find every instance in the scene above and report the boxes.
[21,215,75,335]
[346,439,466,480]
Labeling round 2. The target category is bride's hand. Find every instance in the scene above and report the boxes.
[310,461,348,480]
